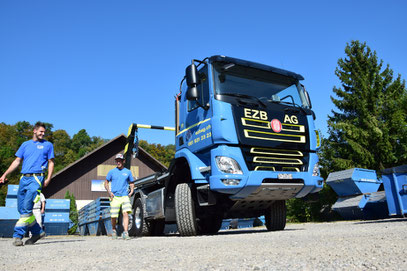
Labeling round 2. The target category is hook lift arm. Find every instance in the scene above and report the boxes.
[123,123,175,169]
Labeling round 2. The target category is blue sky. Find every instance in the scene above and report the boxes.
[1,1,406,145]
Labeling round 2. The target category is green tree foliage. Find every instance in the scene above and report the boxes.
[287,184,340,223]
[139,139,175,167]
[64,191,78,235]
[71,129,105,161]
[320,40,407,173]
[53,129,72,172]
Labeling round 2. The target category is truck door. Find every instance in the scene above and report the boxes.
[184,64,213,152]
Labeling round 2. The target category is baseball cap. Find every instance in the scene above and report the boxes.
[115,153,125,160]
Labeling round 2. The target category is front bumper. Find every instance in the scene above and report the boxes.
[208,145,323,199]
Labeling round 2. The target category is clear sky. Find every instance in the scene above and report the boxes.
[1,1,406,145]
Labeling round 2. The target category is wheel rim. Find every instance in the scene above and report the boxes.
[135,207,142,229]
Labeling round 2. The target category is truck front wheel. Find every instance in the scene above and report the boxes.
[264,200,286,231]
[175,183,198,236]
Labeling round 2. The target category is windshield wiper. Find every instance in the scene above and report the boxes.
[220,92,267,107]
[264,95,308,115]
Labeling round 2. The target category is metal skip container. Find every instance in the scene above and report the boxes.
[327,168,388,220]
[381,165,407,217]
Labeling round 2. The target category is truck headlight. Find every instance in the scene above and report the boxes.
[215,156,243,174]
[312,163,320,176]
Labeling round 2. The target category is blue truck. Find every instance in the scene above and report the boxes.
[126,55,323,236]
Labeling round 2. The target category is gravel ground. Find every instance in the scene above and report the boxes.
[1,218,406,271]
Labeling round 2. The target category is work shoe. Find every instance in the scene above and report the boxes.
[112,230,118,240]
[12,238,23,247]
[24,231,45,245]
[122,231,131,240]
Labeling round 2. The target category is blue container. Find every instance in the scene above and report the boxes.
[332,191,388,220]
[0,221,17,237]
[44,212,70,223]
[44,213,70,235]
[79,224,89,236]
[44,223,69,235]
[87,220,102,236]
[0,207,20,238]
[0,207,20,219]
[237,218,255,229]
[327,168,381,196]
[5,198,17,208]
[78,198,110,229]
[381,165,407,216]
[103,218,113,236]
[45,199,70,212]
[221,219,232,230]
[6,185,19,198]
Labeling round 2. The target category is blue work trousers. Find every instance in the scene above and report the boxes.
[13,175,44,238]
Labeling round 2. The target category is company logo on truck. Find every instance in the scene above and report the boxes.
[270,119,282,133]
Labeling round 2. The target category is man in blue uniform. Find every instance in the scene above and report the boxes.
[0,122,54,246]
[104,153,134,240]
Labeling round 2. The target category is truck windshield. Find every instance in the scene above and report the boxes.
[213,62,310,108]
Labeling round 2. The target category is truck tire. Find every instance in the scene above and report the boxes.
[265,200,286,231]
[175,183,198,236]
[128,198,144,237]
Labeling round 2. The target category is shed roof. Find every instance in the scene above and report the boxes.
[52,134,167,179]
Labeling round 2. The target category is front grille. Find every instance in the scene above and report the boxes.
[242,146,309,172]
[241,118,306,143]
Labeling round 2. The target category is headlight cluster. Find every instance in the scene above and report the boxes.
[312,163,320,176]
[215,156,243,175]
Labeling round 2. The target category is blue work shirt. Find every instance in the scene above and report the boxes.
[15,140,55,174]
[106,167,134,197]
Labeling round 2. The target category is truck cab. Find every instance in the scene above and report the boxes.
[129,55,323,237]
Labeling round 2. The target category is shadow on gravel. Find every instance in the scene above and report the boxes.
[151,228,303,238]
[36,239,86,245]
[216,228,302,236]
[354,217,407,225]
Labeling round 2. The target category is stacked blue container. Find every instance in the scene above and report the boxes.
[101,207,112,236]
[381,165,407,217]
[327,168,388,220]
[78,197,110,236]
[0,185,20,237]
[44,199,70,235]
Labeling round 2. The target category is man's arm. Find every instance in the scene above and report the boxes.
[41,200,46,214]
[128,182,134,197]
[43,158,54,187]
[0,157,22,183]
[104,180,114,200]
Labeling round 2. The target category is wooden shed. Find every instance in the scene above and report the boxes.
[43,134,167,209]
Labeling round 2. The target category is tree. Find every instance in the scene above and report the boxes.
[139,140,175,167]
[71,129,92,153]
[320,40,407,173]
[65,191,78,235]
[71,130,105,160]
[53,130,72,172]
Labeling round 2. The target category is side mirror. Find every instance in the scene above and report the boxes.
[186,63,200,101]
[302,84,312,109]
[305,90,312,109]
[187,86,199,101]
